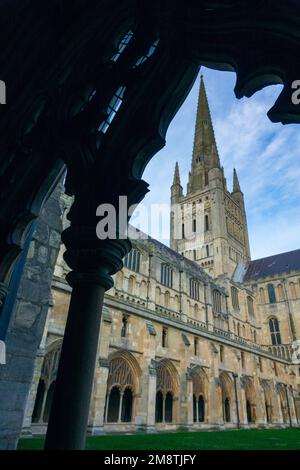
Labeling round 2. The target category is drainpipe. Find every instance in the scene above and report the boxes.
[285,384,292,427]
[232,373,240,429]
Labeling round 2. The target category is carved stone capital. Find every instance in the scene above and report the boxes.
[62,226,131,291]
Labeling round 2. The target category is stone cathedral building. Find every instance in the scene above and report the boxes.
[22,77,300,436]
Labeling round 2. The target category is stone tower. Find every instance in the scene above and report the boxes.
[170,75,251,277]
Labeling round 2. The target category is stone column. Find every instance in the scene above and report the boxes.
[44,214,131,449]
[271,384,282,425]
[232,373,241,428]
[88,358,110,434]
[254,377,267,426]
[118,391,124,423]
[146,364,157,431]
[88,307,112,435]
[186,373,194,427]
[21,351,45,434]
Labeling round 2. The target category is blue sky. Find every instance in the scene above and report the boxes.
[132,67,300,260]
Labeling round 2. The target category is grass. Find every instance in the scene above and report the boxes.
[17,428,300,450]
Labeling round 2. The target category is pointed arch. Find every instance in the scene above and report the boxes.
[219,372,234,423]
[31,338,63,424]
[155,286,161,304]
[140,280,147,298]
[155,359,179,424]
[107,350,141,394]
[128,275,136,295]
[105,350,141,424]
[243,379,256,423]
[190,366,208,423]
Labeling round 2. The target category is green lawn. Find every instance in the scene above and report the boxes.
[17,428,300,450]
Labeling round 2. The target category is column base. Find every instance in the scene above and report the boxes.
[87,426,105,435]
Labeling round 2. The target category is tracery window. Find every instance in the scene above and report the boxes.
[105,356,137,424]
[110,30,134,62]
[31,341,62,424]
[231,286,239,310]
[212,289,222,314]
[247,296,255,319]
[190,278,200,301]
[99,86,126,134]
[269,318,282,345]
[267,284,276,304]
[133,38,159,67]
[124,249,141,272]
[155,361,175,423]
[161,264,173,288]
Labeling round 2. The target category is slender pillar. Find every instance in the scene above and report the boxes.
[285,384,292,427]
[39,385,49,424]
[44,220,131,449]
[105,393,110,423]
[162,396,166,423]
[118,391,124,423]
[232,373,240,429]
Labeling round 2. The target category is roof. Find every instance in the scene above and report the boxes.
[243,249,300,281]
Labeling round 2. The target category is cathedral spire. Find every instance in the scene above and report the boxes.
[192,74,220,169]
[172,161,181,186]
[187,75,221,194]
[232,168,241,192]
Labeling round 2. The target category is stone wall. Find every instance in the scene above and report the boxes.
[0,182,63,449]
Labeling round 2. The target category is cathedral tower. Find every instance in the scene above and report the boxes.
[170,75,251,277]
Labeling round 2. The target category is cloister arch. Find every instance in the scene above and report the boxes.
[190,366,209,424]
[241,376,256,424]
[219,372,234,424]
[276,384,289,424]
[155,359,180,425]
[104,350,141,424]
[260,380,273,424]
[1,1,300,450]
[31,339,63,424]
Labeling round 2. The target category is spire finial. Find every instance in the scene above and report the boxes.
[233,168,241,192]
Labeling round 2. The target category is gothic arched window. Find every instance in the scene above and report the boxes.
[231,286,239,310]
[267,284,276,303]
[277,284,284,301]
[224,397,231,422]
[124,249,141,272]
[259,287,266,304]
[110,30,134,62]
[212,290,222,314]
[161,264,173,288]
[190,278,201,301]
[247,296,255,319]
[289,282,297,300]
[121,315,128,337]
[269,318,281,345]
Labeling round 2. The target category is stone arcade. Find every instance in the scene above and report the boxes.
[1,0,300,450]
[23,78,300,436]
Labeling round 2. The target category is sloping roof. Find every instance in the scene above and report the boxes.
[243,249,300,281]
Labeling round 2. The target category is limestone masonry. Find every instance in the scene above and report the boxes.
[24,77,300,435]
